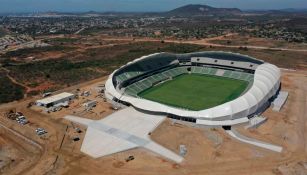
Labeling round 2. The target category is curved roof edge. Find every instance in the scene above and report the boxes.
[105,53,280,125]
[112,51,264,77]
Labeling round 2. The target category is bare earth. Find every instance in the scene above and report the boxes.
[0,67,306,175]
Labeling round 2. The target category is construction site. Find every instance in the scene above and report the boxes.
[0,66,306,175]
[1,1,307,172]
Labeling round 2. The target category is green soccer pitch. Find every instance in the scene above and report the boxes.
[138,74,249,111]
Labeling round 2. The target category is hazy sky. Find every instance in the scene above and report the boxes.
[0,0,306,13]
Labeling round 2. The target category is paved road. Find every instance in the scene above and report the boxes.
[226,128,283,152]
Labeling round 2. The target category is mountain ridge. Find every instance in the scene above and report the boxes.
[165,4,242,16]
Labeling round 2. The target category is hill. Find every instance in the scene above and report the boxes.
[166,4,242,16]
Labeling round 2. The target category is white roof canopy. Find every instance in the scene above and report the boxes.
[105,59,280,126]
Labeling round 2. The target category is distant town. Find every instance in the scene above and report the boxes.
[0,5,307,53]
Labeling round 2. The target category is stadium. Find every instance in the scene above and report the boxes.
[105,51,281,126]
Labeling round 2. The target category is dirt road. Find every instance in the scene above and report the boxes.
[100,36,307,52]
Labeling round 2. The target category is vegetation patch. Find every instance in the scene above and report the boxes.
[1,41,306,104]
[0,71,25,103]
[3,45,74,58]
[44,37,80,44]
[79,27,106,35]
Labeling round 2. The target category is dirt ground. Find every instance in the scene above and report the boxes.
[0,128,40,175]
[0,68,307,175]
[208,34,307,50]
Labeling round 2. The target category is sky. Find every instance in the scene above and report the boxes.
[0,0,306,13]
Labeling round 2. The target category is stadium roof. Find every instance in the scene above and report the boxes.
[105,62,280,125]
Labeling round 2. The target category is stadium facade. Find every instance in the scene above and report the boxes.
[105,51,281,126]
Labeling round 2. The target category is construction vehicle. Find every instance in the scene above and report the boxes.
[125,155,135,162]
[36,128,47,135]
[16,116,29,125]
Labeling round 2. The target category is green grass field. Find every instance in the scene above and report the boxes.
[138,74,248,111]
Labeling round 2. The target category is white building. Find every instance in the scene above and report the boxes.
[36,92,75,108]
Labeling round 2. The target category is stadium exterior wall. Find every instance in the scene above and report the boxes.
[105,52,281,126]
